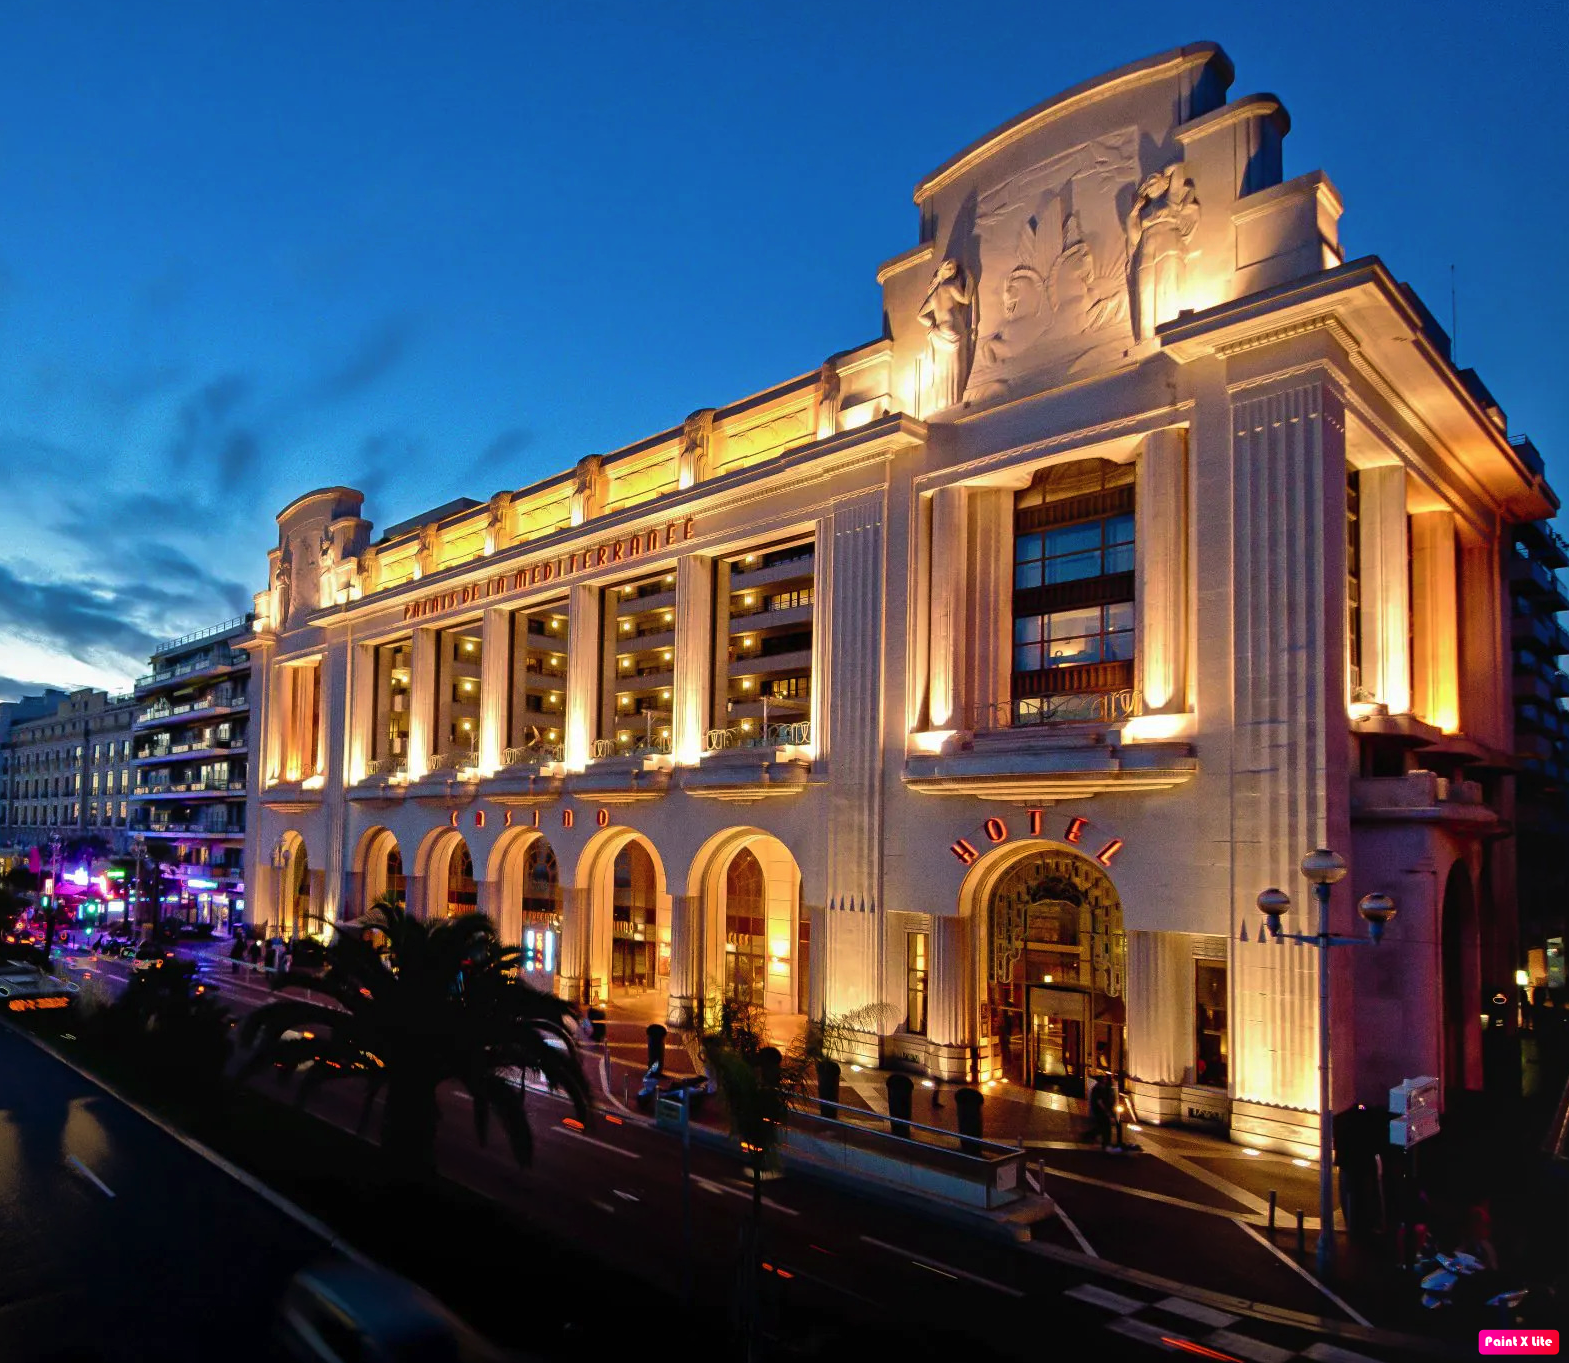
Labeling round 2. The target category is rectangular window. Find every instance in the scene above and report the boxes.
[432,624,482,764]
[1194,960,1228,1089]
[720,539,815,749]
[906,933,929,1036]
[605,569,679,756]
[507,604,569,759]
[372,638,413,767]
[1011,462,1135,723]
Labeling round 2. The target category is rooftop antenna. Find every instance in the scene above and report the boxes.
[1450,264,1458,365]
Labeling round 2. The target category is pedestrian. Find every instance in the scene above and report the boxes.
[1089,1072,1117,1149]
[248,938,262,969]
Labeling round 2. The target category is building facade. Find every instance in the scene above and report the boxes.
[1508,509,1569,998]
[0,688,138,854]
[245,44,1555,1155]
[130,617,253,929]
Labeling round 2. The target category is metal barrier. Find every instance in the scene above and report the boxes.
[703,721,812,752]
[501,743,563,767]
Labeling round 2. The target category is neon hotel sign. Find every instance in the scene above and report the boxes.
[401,516,698,623]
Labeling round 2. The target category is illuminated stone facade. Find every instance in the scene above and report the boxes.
[244,43,1554,1155]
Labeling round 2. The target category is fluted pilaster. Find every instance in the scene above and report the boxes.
[1411,509,1459,733]
[406,627,437,780]
[479,606,510,772]
[1358,464,1410,712]
[927,485,967,728]
[1135,427,1188,714]
[564,585,600,770]
[672,557,713,765]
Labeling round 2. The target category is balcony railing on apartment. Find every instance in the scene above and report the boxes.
[426,748,479,775]
[960,689,1141,731]
[501,743,564,767]
[592,734,672,759]
[365,755,408,778]
[704,721,812,751]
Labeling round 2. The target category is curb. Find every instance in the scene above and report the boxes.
[2,1019,377,1273]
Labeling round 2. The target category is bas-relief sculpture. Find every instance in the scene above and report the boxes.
[415,524,439,578]
[272,540,294,626]
[953,128,1200,407]
[678,409,715,490]
[570,455,607,526]
[816,360,841,439]
[484,491,513,555]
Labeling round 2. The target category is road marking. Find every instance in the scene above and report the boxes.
[1037,1163,1278,1224]
[66,1154,115,1199]
[913,1260,957,1281]
[1064,1282,1145,1314]
[590,1199,617,1214]
[1232,1220,1370,1327]
[1133,1129,1275,1218]
[1054,1203,1098,1258]
[1204,1329,1294,1363]
[612,1188,639,1202]
[859,1236,1024,1298]
[1154,1296,1239,1329]
[691,1174,800,1216]
[1107,1316,1190,1349]
[545,1124,641,1160]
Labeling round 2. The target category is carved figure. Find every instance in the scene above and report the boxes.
[357,543,380,596]
[570,455,605,527]
[416,523,439,577]
[272,540,294,625]
[485,491,513,555]
[1126,163,1200,342]
[916,258,974,415]
[678,410,714,490]
[816,360,841,439]
[319,527,338,573]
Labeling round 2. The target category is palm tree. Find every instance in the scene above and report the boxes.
[238,901,591,1182]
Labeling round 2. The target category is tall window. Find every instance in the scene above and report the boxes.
[373,638,413,766]
[1012,461,1136,723]
[906,932,929,1036]
[520,839,560,975]
[611,840,657,989]
[1347,470,1363,698]
[1194,960,1228,1088]
[445,842,476,918]
[724,848,767,1004]
[433,625,482,764]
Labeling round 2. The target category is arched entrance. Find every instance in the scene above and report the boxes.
[490,830,562,987]
[574,828,671,1007]
[688,829,805,1023]
[1441,861,1481,1092]
[353,826,405,915]
[274,831,311,938]
[415,828,476,921]
[973,845,1126,1097]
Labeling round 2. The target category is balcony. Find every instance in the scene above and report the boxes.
[135,696,248,729]
[1350,770,1499,829]
[615,587,677,616]
[903,696,1196,801]
[729,647,813,680]
[729,553,815,592]
[348,754,409,803]
[1514,671,1555,704]
[482,744,565,805]
[134,648,246,694]
[1508,552,1569,609]
[571,740,672,803]
[685,723,814,802]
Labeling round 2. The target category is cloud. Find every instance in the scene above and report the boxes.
[0,674,66,704]
[304,315,416,406]
[0,561,162,667]
[166,373,250,470]
[471,427,532,475]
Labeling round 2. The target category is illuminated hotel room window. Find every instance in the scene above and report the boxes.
[1012,461,1135,723]
[372,638,412,764]
[604,569,676,755]
[433,623,482,761]
[717,538,815,745]
[507,602,569,758]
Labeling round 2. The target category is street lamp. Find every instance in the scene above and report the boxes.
[1256,849,1396,1277]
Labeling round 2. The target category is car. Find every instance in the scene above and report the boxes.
[274,1258,528,1362]
[132,942,180,972]
[0,961,80,1013]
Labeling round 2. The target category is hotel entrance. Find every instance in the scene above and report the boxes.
[985,846,1126,1095]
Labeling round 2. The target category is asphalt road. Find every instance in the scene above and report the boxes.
[0,1023,329,1363]
[40,944,1445,1361]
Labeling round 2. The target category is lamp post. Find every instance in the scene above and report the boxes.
[1256,849,1396,1277]
[132,834,147,939]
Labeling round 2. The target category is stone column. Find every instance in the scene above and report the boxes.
[927,485,967,729]
[1411,509,1460,733]
[320,641,348,927]
[347,641,376,784]
[558,885,592,1005]
[1358,465,1411,713]
[672,556,713,764]
[926,913,973,1050]
[564,585,600,770]
[966,490,1013,728]
[406,628,438,780]
[1135,427,1188,714]
[666,892,704,1027]
[1229,376,1354,1116]
[479,607,511,773]
[1459,537,1509,750]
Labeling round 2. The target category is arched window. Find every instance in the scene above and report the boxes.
[445,841,476,918]
[385,847,405,907]
[611,840,656,989]
[725,847,766,1004]
[520,839,560,975]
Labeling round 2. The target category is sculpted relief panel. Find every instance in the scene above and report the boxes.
[954,129,1199,408]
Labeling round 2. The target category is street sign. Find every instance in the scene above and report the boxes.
[1389,1075,1440,1148]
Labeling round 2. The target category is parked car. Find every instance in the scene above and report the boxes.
[0,961,79,1012]
[132,942,180,973]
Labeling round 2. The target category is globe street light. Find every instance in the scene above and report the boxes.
[1256,849,1396,1277]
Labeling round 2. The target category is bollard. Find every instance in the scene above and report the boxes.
[1295,1209,1306,1255]
[886,1073,914,1140]
[816,1059,841,1121]
[646,1023,667,1071]
[954,1087,985,1157]
[759,1046,782,1090]
[1268,1190,1278,1236]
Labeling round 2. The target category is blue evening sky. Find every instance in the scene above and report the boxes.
[0,1,1564,695]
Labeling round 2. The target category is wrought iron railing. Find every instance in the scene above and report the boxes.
[966,690,1140,731]
[365,755,407,777]
[703,721,812,751]
[427,748,478,774]
[592,734,672,759]
[501,743,564,767]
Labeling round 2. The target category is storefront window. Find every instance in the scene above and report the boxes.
[724,847,766,1003]
[445,842,476,918]
[611,840,657,990]
[1194,960,1228,1088]
[906,932,929,1035]
[520,839,560,976]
